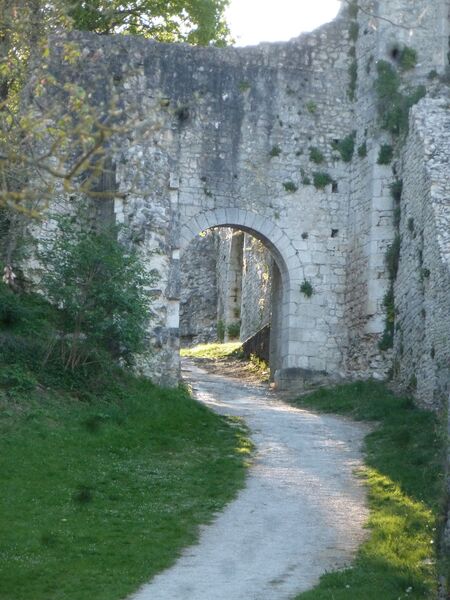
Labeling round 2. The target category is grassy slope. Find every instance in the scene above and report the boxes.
[0,291,250,600]
[290,381,447,600]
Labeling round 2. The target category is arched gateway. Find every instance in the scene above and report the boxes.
[179,208,302,383]
[32,0,449,402]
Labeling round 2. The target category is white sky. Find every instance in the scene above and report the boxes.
[226,0,342,46]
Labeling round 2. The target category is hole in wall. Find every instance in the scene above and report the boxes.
[331,229,339,238]
[390,46,400,62]
[332,182,338,193]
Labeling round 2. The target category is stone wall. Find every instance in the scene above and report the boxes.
[23,0,450,398]
[240,235,273,341]
[394,98,450,409]
[179,231,218,346]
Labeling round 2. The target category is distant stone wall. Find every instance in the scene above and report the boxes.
[179,231,218,346]
[240,235,272,341]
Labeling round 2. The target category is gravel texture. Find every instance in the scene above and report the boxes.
[130,360,370,600]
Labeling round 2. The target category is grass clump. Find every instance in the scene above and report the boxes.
[0,287,250,600]
[375,61,426,136]
[291,381,446,600]
[309,147,325,164]
[332,132,356,162]
[300,279,314,298]
[283,181,298,193]
[270,145,282,158]
[313,172,333,190]
[399,46,418,71]
[377,144,394,165]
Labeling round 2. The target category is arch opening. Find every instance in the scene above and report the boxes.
[177,209,297,382]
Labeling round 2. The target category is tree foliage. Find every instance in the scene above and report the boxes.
[39,213,156,369]
[68,0,231,45]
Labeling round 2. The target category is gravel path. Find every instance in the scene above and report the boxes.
[130,360,370,600]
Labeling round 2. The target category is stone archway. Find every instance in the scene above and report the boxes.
[177,208,304,384]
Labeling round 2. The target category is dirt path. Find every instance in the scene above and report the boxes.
[130,360,370,600]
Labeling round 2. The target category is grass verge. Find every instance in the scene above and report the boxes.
[0,290,251,600]
[289,381,447,600]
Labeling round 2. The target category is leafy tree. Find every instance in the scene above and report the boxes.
[39,214,157,370]
[67,0,231,46]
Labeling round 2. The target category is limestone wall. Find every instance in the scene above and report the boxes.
[23,0,450,395]
[394,98,450,409]
[179,231,218,346]
[240,235,273,341]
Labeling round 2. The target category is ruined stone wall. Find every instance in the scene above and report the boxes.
[24,0,450,395]
[394,98,450,409]
[240,235,273,341]
[179,231,218,346]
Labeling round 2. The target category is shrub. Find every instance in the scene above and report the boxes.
[399,46,418,71]
[39,214,155,370]
[332,132,356,162]
[309,147,325,164]
[375,61,426,135]
[348,60,357,101]
[269,145,282,157]
[306,101,317,114]
[217,319,225,342]
[313,172,333,190]
[283,181,298,193]
[357,142,367,158]
[377,144,394,165]
[300,279,314,298]
[227,322,241,339]
[385,234,401,280]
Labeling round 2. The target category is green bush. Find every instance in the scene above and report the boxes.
[385,234,401,280]
[227,322,241,339]
[300,279,314,298]
[399,46,418,71]
[375,61,426,135]
[39,215,155,370]
[270,145,282,157]
[283,181,298,193]
[377,144,394,165]
[306,101,317,114]
[357,142,367,158]
[332,132,356,162]
[217,319,225,342]
[0,364,37,392]
[313,172,333,190]
[309,147,325,164]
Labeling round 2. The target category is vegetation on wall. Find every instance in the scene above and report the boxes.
[283,181,298,193]
[313,172,333,190]
[309,147,325,164]
[270,145,282,158]
[332,132,356,163]
[377,144,394,165]
[375,60,426,137]
[300,279,314,298]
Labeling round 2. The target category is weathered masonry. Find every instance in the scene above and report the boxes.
[35,0,449,413]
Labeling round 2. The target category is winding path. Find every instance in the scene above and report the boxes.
[130,360,370,600]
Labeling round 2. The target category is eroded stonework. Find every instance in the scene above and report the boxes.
[28,0,449,408]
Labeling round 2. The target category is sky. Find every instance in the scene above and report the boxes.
[225,0,342,46]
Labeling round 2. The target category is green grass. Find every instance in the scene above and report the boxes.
[0,287,250,600]
[290,381,447,600]
[180,342,242,360]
